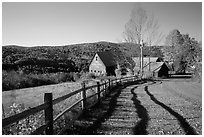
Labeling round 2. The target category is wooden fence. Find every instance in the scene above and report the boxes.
[2,75,138,135]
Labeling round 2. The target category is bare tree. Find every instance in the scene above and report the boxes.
[145,13,164,71]
[123,5,147,45]
[123,4,163,74]
[145,13,163,47]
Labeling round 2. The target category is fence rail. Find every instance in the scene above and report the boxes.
[2,75,138,135]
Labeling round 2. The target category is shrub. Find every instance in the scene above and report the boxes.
[143,71,154,79]
[73,72,81,81]
[79,72,96,81]
[2,71,75,91]
[2,70,27,91]
[86,73,96,79]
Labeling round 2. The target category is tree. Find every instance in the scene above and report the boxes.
[144,13,164,71]
[163,29,184,62]
[123,5,147,45]
[163,30,202,73]
[178,34,202,72]
[145,13,164,48]
[123,4,163,73]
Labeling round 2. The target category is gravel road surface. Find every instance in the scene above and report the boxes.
[64,78,202,135]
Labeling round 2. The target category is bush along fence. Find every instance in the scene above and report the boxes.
[2,75,138,135]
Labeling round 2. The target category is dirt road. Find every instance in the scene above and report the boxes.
[64,78,202,135]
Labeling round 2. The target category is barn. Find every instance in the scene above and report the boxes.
[89,51,117,76]
[143,62,169,78]
[132,57,163,74]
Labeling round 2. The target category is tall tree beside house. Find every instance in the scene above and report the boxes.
[182,35,202,65]
[162,29,184,62]
[123,4,162,74]
[175,34,202,73]
[163,29,202,74]
[145,13,164,51]
[123,4,147,44]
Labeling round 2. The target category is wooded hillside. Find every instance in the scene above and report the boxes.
[2,41,163,73]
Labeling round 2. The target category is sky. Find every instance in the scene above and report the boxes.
[2,2,202,46]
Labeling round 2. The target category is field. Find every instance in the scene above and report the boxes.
[2,81,82,114]
[2,76,105,135]
[64,77,202,135]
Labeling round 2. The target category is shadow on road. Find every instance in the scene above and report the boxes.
[64,84,124,134]
[64,80,148,135]
[144,86,197,135]
[131,86,149,135]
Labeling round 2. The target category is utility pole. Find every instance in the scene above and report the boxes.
[149,55,151,71]
[140,40,144,77]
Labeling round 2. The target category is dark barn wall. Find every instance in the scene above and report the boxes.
[158,64,169,77]
[106,66,116,76]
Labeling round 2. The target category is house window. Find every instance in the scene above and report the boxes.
[94,70,96,72]
[96,56,98,61]
[91,70,92,72]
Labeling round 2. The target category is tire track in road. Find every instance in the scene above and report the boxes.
[159,81,202,134]
[144,85,197,135]
[132,81,182,135]
[64,81,151,135]
[131,86,149,135]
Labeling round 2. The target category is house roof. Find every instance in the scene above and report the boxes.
[132,57,162,71]
[132,57,159,63]
[143,62,168,72]
[96,51,117,67]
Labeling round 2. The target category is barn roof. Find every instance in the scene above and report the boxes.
[132,57,157,62]
[143,62,168,72]
[132,57,163,71]
[96,51,117,67]
[132,57,162,64]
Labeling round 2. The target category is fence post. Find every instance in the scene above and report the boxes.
[104,81,107,96]
[44,93,53,135]
[81,82,87,111]
[2,104,5,118]
[97,82,100,103]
